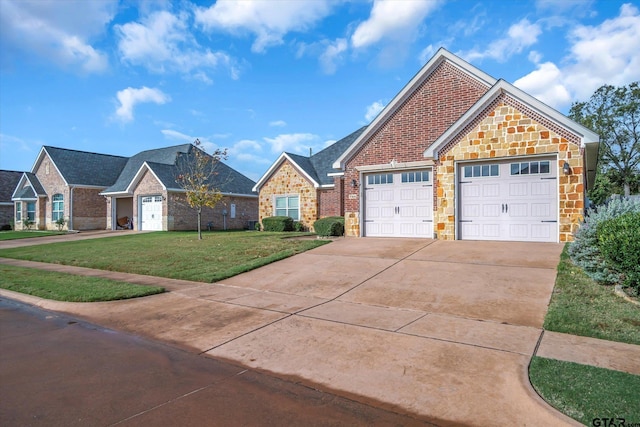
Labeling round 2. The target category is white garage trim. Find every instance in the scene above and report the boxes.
[140,195,163,231]
[363,168,433,238]
[456,155,558,242]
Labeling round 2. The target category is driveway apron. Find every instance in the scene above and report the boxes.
[0,236,578,426]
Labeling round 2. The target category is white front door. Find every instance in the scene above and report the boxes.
[141,195,163,231]
[458,157,557,242]
[364,170,433,238]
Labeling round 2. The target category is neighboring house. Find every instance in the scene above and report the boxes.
[0,170,24,229]
[255,48,599,242]
[11,144,257,231]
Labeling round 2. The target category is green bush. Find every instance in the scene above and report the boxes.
[262,216,294,232]
[293,221,305,232]
[314,216,344,237]
[597,211,640,294]
[569,196,640,284]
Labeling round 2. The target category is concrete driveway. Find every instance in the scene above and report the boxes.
[5,237,578,425]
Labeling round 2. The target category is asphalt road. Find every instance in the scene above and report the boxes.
[0,297,432,427]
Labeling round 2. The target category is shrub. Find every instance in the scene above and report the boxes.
[314,216,344,237]
[597,211,640,294]
[569,196,640,284]
[254,221,261,231]
[1,224,11,231]
[293,221,305,232]
[23,219,34,230]
[262,216,294,232]
[55,217,66,231]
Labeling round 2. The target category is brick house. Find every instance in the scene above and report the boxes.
[11,144,257,231]
[254,49,599,242]
[0,170,24,229]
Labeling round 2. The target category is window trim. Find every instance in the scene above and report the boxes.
[274,195,300,220]
[52,193,64,221]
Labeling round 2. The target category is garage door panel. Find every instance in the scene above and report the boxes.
[141,195,163,231]
[459,158,557,242]
[364,170,433,238]
[482,183,500,197]
[483,204,501,217]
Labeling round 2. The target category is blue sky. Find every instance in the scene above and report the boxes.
[1,0,639,182]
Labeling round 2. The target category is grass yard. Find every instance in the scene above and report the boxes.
[529,357,640,426]
[0,230,67,241]
[0,231,330,283]
[543,246,640,345]
[0,264,164,302]
[530,244,640,425]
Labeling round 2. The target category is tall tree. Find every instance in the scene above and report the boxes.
[569,82,640,200]
[176,140,228,240]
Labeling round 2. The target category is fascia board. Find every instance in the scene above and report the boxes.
[424,80,600,160]
[252,153,319,191]
[126,162,168,194]
[333,48,497,169]
[40,147,69,186]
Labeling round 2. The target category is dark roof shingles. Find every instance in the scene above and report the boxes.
[0,170,24,202]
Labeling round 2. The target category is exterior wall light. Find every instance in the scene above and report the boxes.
[563,161,571,175]
[351,179,358,188]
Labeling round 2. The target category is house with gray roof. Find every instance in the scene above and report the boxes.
[0,170,24,229]
[252,126,366,230]
[253,48,599,242]
[11,144,257,231]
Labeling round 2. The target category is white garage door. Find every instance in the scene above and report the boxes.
[140,195,163,231]
[364,170,433,238]
[458,157,557,242]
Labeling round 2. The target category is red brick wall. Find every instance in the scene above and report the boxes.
[169,193,258,231]
[342,61,489,235]
[318,178,344,218]
[72,188,107,230]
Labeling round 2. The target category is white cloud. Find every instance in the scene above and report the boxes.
[365,100,386,122]
[269,120,287,127]
[115,87,170,123]
[514,3,640,109]
[460,19,542,63]
[319,38,348,74]
[194,0,334,53]
[264,133,321,154]
[160,129,193,142]
[0,0,114,72]
[115,10,239,81]
[351,0,441,49]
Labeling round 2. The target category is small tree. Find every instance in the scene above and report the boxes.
[175,139,228,240]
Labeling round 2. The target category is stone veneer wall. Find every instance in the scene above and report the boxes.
[435,101,584,242]
[343,61,490,236]
[258,161,318,230]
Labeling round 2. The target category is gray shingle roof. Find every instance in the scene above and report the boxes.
[44,146,128,187]
[103,144,192,193]
[278,126,368,187]
[0,170,23,203]
[14,186,36,200]
[103,144,256,196]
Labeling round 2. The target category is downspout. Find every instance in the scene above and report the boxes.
[69,186,74,231]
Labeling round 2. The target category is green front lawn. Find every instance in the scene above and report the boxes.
[544,246,640,345]
[530,244,640,425]
[530,357,640,425]
[0,230,67,240]
[0,231,330,283]
[0,264,164,302]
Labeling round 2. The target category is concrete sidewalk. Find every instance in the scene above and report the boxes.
[1,236,639,426]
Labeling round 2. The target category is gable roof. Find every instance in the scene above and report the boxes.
[11,172,46,201]
[0,170,24,203]
[423,79,600,188]
[333,48,497,169]
[103,144,256,196]
[253,126,367,192]
[102,144,192,194]
[36,146,128,187]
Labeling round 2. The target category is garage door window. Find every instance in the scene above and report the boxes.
[275,195,299,220]
[367,173,394,185]
[401,171,430,183]
[510,160,550,175]
[463,164,499,178]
